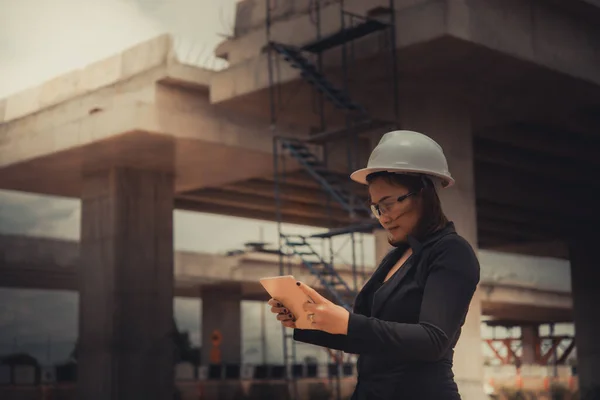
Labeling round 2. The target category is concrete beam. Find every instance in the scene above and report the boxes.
[0,34,315,198]
[0,234,573,323]
[0,33,367,202]
[483,308,573,325]
[1,257,573,325]
[212,0,600,109]
[478,217,558,242]
[0,35,174,123]
[474,136,600,186]
[217,178,328,205]
[0,124,277,199]
[477,231,521,249]
[1,234,561,292]
[475,124,600,167]
[481,283,572,311]
[0,34,212,126]
[210,177,368,206]
[210,0,455,106]
[174,197,351,229]
[491,240,570,260]
[476,200,588,233]
[178,188,352,221]
[475,163,600,221]
[448,0,600,87]
[0,77,278,171]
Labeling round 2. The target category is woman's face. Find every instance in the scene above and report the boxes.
[368,177,422,245]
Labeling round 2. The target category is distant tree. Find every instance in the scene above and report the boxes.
[172,319,200,366]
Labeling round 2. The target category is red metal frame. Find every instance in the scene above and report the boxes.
[485,335,575,366]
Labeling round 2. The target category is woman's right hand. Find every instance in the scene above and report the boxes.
[268,298,296,328]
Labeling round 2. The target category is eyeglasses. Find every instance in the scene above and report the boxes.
[370,192,417,218]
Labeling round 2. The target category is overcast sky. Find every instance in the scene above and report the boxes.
[0,0,237,97]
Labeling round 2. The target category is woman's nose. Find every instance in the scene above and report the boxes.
[379,213,393,224]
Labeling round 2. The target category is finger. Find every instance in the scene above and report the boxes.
[309,314,321,328]
[303,302,318,312]
[282,320,296,328]
[277,312,295,322]
[270,306,290,314]
[268,298,284,307]
[304,303,327,315]
[296,281,327,304]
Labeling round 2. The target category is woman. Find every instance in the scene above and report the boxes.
[268,130,480,399]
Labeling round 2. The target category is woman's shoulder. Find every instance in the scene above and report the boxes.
[424,232,480,280]
[432,231,477,255]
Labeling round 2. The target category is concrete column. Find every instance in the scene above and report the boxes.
[569,235,600,397]
[521,325,540,364]
[374,228,393,266]
[400,91,485,399]
[77,167,175,400]
[201,285,242,365]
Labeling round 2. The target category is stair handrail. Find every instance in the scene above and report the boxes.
[281,234,354,310]
[269,41,367,114]
[280,139,357,215]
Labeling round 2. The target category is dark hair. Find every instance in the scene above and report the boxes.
[366,172,448,240]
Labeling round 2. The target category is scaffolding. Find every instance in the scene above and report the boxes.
[266,1,399,398]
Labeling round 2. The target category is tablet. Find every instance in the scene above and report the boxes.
[259,275,315,330]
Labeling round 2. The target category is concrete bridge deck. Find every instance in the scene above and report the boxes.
[0,234,572,324]
[1,29,598,249]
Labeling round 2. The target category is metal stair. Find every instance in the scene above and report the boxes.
[301,15,389,54]
[306,118,394,144]
[270,42,366,113]
[280,137,370,219]
[282,234,356,310]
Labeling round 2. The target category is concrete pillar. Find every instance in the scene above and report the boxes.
[77,167,175,400]
[569,235,600,397]
[521,325,540,364]
[201,285,242,365]
[400,91,485,399]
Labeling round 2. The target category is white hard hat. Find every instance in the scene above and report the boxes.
[350,130,455,187]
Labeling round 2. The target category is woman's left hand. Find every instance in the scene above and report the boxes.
[297,281,350,335]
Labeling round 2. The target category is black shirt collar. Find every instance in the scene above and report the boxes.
[375,222,456,275]
[405,221,456,254]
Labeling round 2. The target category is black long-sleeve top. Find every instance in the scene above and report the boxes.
[293,222,480,400]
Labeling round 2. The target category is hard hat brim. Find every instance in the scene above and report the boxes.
[350,167,455,188]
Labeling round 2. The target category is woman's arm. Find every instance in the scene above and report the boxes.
[293,329,351,352]
[345,235,480,361]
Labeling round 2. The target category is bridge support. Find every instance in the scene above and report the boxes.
[399,90,485,399]
[77,167,175,400]
[569,235,600,397]
[201,285,242,365]
[521,325,540,364]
